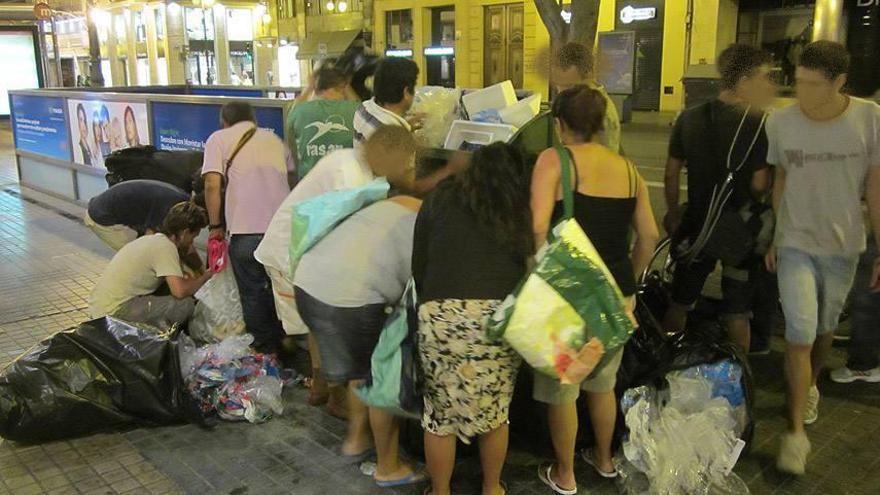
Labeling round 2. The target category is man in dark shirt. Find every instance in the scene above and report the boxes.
[85,179,192,251]
[662,44,776,352]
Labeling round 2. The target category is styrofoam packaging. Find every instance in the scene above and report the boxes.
[443,120,518,150]
[462,81,517,117]
[499,94,542,128]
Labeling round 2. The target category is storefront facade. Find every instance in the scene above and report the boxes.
[372,0,740,112]
[72,0,297,88]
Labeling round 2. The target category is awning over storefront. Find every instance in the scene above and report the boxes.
[296,29,361,60]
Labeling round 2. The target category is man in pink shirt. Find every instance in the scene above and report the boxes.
[202,102,294,354]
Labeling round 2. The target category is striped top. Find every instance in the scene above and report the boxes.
[352,98,412,147]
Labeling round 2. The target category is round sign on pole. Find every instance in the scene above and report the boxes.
[34,2,53,20]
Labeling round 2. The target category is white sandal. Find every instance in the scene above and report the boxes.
[580,448,618,479]
[537,463,577,495]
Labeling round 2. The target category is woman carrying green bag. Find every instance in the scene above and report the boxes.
[531,86,659,494]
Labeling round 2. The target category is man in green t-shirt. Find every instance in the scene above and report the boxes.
[287,67,360,179]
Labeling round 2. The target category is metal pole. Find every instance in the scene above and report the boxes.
[50,16,63,86]
[37,20,52,86]
[813,0,845,42]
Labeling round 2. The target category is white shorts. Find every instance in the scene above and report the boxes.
[266,266,309,335]
[84,211,137,251]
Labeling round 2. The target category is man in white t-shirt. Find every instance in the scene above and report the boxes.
[766,41,880,475]
[89,202,212,328]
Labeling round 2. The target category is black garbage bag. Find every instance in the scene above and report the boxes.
[104,146,204,193]
[0,317,206,443]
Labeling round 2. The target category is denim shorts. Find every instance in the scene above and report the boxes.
[777,247,858,346]
[294,286,389,383]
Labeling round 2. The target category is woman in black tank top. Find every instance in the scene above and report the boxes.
[530,85,660,493]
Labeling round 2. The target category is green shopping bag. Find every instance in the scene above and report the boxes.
[487,146,636,383]
[356,280,422,419]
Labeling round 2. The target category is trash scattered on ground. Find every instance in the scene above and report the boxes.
[180,334,284,423]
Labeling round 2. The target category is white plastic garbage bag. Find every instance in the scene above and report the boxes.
[411,86,461,148]
[621,372,749,495]
[189,269,246,344]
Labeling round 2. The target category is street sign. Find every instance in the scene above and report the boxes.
[619,5,657,25]
[33,2,52,20]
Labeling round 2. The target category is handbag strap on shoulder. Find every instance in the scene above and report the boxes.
[555,144,575,221]
[224,126,257,175]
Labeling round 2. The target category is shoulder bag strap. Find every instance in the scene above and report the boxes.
[555,144,575,221]
[224,126,258,176]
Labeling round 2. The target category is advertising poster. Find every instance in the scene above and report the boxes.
[10,94,70,161]
[0,30,41,117]
[152,102,284,152]
[597,31,636,95]
[68,99,150,168]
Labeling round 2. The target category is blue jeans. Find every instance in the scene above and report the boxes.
[777,247,858,346]
[847,238,880,370]
[229,234,284,354]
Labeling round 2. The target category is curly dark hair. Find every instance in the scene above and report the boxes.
[718,44,773,90]
[798,40,850,81]
[457,143,534,257]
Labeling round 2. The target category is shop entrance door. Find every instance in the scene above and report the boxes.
[616,1,664,111]
[484,4,524,88]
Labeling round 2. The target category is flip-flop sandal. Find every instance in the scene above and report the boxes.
[580,449,618,479]
[537,463,577,495]
[374,469,428,488]
[340,447,374,465]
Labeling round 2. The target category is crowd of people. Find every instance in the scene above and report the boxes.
[82,39,880,493]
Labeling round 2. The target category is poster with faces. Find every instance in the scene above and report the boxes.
[68,99,149,168]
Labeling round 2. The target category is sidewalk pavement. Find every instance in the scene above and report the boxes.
[1,121,879,495]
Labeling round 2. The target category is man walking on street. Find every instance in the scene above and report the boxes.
[831,234,880,383]
[766,41,880,475]
[662,44,776,352]
[202,102,295,355]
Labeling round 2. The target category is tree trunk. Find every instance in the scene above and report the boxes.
[534,0,567,42]
[534,0,602,46]
[86,5,105,86]
[568,0,600,46]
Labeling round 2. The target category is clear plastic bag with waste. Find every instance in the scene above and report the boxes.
[411,86,462,148]
[178,333,254,378]
[189,268,246,344]
[621,370,749,495]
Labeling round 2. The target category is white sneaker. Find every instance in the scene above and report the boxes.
[777,431,811,475]
[803,385,819,425]
[830,366,880,383]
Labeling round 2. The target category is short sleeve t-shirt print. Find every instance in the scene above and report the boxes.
[765,97,880,255]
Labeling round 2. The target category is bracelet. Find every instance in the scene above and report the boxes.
[209,223,225,230]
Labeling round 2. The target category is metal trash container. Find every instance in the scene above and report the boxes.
[682,64,720,109]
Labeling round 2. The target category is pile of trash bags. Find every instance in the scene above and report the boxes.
[0,317,204,443]
[617,360,750,495]
[0,317,286,444]
[179,334,284,424]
